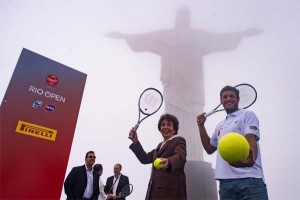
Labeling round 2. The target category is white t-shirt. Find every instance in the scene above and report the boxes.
[83,167,94,199]
[210,109,265,181]
[98,177,106,200]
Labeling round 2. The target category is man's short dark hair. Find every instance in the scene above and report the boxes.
[157,113,179,135]
[115,163,122,170]
[220,86,240,99]
[85,151,95,159]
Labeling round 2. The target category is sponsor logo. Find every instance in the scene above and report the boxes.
[217,128,223,137]
[143,93,161,107]
[250,126,258,131]
[45,104,56,112]
[15,120,57,141]
[29,85,66,103]
[32,99,43,108]
[46,74,58,86]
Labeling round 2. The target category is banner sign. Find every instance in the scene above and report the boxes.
[0,48,87,199]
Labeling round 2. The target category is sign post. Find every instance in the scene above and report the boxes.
[0,48,87,199]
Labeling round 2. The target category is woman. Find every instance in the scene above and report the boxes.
[129,113,187,200]
[93,164,106,200]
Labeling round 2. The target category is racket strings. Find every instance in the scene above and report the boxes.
[121,184,133,197]
[139,91,163,114]
[236,85,257,108]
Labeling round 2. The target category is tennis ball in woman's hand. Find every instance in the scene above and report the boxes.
[153,158,162,169]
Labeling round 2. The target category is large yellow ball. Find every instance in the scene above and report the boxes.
[153,158,162,169]
[218,132,250,162]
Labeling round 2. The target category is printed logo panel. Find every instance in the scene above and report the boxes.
[45,104,56,112]
[15,120,57,141]
[46,74,58,86]
[29,85,66,103]
[32,99,43,109]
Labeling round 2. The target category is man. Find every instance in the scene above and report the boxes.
[197,85,269,200]
[64,151,100,200]
[104,163,129,200]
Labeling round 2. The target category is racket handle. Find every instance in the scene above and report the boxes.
[128,124,139,139]
[204,111,215,118]
[133,124,139,131]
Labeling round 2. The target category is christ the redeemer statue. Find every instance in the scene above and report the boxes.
[106,6,262,161]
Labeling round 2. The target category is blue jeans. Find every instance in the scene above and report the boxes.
[219,178,268,200]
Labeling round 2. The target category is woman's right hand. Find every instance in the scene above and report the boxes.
[129,128,138,143]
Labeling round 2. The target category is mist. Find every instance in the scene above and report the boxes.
[1,0,299,199]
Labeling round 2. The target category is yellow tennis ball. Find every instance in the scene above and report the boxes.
[153,158,162,169]
[218,132,250,162]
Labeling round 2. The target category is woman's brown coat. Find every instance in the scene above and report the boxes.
[130,136,187,200]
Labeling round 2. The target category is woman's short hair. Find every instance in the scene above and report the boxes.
[93,163,103,172]
[157,113,179,135]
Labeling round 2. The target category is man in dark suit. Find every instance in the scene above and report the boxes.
[64,151,100,200]
[104,163,129,200]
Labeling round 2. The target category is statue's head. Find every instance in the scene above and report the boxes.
[175,6,191,29]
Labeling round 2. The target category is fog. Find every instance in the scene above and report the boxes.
[1,0,299,199]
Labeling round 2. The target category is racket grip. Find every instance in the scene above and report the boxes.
[128,124,139,139]
[204,111,215,118]
[133,124,139,131]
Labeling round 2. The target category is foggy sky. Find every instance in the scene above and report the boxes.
[1,0,299,199]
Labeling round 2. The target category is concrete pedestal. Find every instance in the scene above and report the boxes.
[185,160,218,200]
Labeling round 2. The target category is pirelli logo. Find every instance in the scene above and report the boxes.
[15,120,57,141]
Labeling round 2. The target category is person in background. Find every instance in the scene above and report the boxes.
[64,151,100,200]
[104,163,129,200]
[129,113,187,200]
[197,85,268,200]
[93,163,106,200]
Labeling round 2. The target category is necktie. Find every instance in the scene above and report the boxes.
[108,175,119,195]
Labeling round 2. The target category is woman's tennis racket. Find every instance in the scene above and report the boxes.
[129,88,163,139]
[205,83,257,117]
[118,184,133,198]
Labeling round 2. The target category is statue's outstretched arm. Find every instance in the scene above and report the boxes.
[105,31,129,39]
[241,28,263,37]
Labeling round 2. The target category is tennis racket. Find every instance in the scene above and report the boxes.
[205,83,257,117]
[129,88,163,139]
[118,184,133,198]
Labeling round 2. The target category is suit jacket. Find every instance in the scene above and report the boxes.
[130,136,187,200]
[104,174,129,200]
[64,165,100,200]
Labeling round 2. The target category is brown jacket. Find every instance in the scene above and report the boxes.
[130,136,187,200]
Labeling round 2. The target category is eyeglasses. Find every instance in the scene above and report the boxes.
[88,156,96,158]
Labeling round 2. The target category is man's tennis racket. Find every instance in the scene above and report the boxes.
[129,88,163,139]
[205,83,257,117]
[118,184,133,198]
